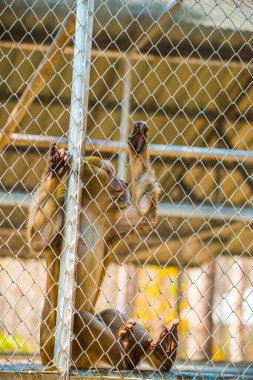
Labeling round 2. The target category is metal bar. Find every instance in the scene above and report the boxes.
[10,133,253,163]
[0,191,32,208]
[2,40,253,69]
[0,11,76,151]
[175,363,253,377]
[118,60,131,179]
[54,0,94,374]
[2,366,253,380]
[1,191,253,223]
[0,40,74,56]
[159,203,253,223]
[116,59,132,311]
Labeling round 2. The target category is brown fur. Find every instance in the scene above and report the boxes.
[27,122,178,369]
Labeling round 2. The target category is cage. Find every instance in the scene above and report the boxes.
[0,0,253,379]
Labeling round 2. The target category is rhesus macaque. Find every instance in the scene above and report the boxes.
[28,121,179,370]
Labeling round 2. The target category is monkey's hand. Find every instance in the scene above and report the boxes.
[150,319,179,371]
[128,121,149,154]
[46,144,70,179]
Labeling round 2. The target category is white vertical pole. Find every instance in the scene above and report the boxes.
[117,59,132,310]
[118,59,131,180]
[54,0,94,375]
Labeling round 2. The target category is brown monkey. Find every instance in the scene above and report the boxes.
[27,121,179,370]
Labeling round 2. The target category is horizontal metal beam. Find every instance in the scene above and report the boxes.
[176,363,253,378]
[1,190,253,222]
[10,133,253,163]
[159,203,253,223]
[2,365,253,380]
[1,40,252,70]
[0,191,32,208]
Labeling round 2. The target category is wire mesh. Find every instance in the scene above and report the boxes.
[0,0,253,378]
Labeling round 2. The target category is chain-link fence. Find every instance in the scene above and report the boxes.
[0,0,253,378]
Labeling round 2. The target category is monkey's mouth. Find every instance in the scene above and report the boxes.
[114,190,129,202]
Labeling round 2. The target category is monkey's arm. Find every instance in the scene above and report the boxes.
[115,121,160,232]
[128,121,159,222]
[27,146,69,251]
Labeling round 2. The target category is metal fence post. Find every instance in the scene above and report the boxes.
[116,59,132,311]
[54,0,94,375]
[118,59,131,179]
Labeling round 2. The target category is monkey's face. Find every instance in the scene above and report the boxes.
[102,162,129,206]
[82,157,129,209]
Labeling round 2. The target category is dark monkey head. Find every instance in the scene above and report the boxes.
[45,145,129,212]
[82,156,129,210]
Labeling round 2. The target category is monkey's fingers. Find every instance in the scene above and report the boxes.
[128,121,149,154]
[118,319,136,341]
[48,144,58,163]
[55,151,70,177]
[118,319,144,369]
[160,319,179,352]
[58,148,69,159]
[47,145,70,178]
[150,318,180,371]
[167,319,180,335]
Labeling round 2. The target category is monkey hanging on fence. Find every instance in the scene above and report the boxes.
[28,121,179,370]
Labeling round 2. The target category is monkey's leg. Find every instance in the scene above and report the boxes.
[73,311,126,369]
[147,319,179,371]
[128,121,160,223]
[118,319,180,371]
[97,309,152,369]
[98,310,179,370]
[113,122,160,233]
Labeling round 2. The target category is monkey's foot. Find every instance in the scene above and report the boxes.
[47,144,70,179]
[128,121,149,154]
[119,319,146,369]
[150,319,180,371]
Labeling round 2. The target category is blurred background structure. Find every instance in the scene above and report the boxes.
[0,0,253,378]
